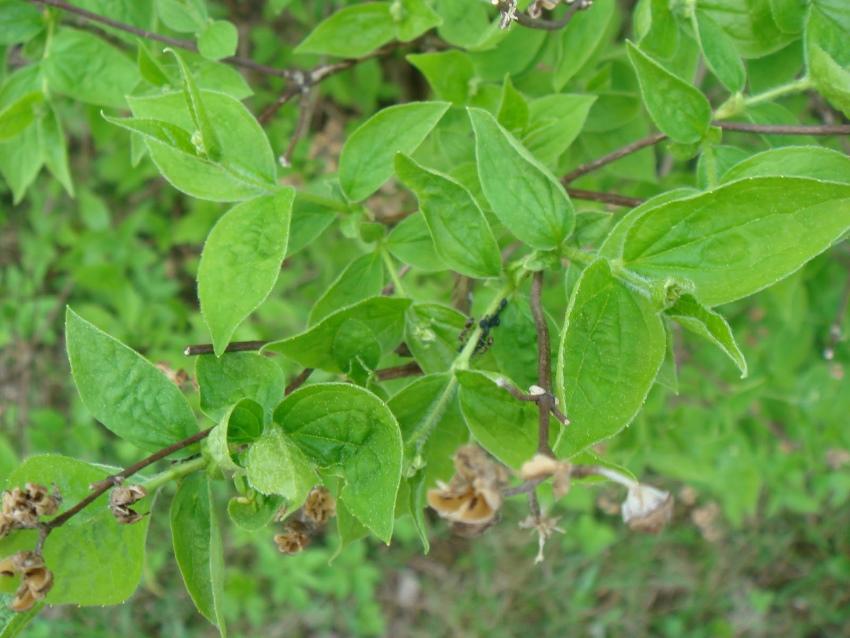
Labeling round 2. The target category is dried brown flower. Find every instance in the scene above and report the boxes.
[109,485,147,525]
[0,552,54,612]
[303,486,336,527]
[274,520,311,555]
[519,454,572,499]
[427,445,509,534]
[621,484,673,533]
[0,484,62,536]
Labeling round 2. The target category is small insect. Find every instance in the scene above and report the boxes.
[458,299,508,355]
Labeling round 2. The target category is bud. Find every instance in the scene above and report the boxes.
[302,486,336,527]
[274,520,311,555]
[621,483,673,533]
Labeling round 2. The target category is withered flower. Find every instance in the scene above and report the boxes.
[519,514,564,564]
[520,454,572,499]
[0,484,62,536]
[427,445,509,534]
[303,486,336,527]
[109,485,147,525]
[621,483,673,533]
[274,520,311,555]
[0,552,54,612]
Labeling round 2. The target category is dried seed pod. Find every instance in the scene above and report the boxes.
[621,483,673,533]
[0,552,53,612]
[274,520,311,555]
[25,484,60,517]
[303,486,336,527]
[1,488,38,528]
[109,485,147,525]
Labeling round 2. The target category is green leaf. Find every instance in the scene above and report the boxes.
[522,94,596,169]
[386,214,447,272]
[156,0,207,32]
[0,2,44,45]
[339,101,450,202]
[246,427,317,506]
[196,352,285,422]
[128,89,276,201]
[407,51,474,104]
[197,20,238,61]
[667,294,747,377]
[137,44,171,86]
[457,370,539,469]
[553,0,616,89]
[227,491,283,531]
[274,383,403,542]
[808,43,850,118]
[396,0,442,41]
[626,41,711,144]
[721,146,850,184]
[0,455,150,606]
[263,297,411,372]
[0,124,42,204]
[699,0,796,58]
[468,107,574,249]
[620,177,850,306]
[395,154,501,278]
[65,308,198,453]
[497,74,529,135]
[168,48,220,159]
[45,28,139,108]
[404,302,468,374]
[0,92,42,141]
[636,0,680,60]
[37,103,74,197]
[556,260,666,455]
[0,594,42,638]
[102,115,197,155]
[694,10,746,93]
[198,190,294,356]
[171,473,226,637]
[295,3,395,58]
[207,399,263,474]
[309,252,385,325]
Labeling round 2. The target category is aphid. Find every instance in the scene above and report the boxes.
[457,299,508,354]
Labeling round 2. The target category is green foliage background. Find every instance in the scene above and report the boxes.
[1,0,850,636]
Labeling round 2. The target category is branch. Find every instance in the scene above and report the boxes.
[285,368,314,395]
[496,0,590,31]
[563,132,668,183]
[531,272,558,457]
[43,427,213,532]
[566,188,644,208]
[374,361,422,381]
[714,121,850,135]
[184,340,267,356]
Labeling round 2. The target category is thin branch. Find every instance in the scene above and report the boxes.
[563,132,668,183]
[258,86,301,125]
[715,121,850,135]
[531,271,556,457]
[184,340,267,356]
[565,188,644,208]
[375,361,423,381]
[285,368,314,395]
[44,427,213,532]
[281,88,318,165]
[381,263,411,296]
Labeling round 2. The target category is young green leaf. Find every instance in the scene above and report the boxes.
[227,491,283,532]
[156,0,208,32]
[395,153,501,278]
[693,10,746,93]
[404,303,468,374]
[620,177,850,306]
[468,107,574,249]
[198,189,294,356]
[167,48,220,159]
[295,3,395,58]
[101,115,198,155]
[197,19,238,61]
[457,370,539,469]
[553,0,616,89]
[406,51,475,104]
[207,399,263,474]
[0,124,42,203]
[556,260,666,456]
[386,214,448,272]
[626,41,711,143]
[171,473,227,637]
[37,103,74,197]
[246,427,317,506]
[808,44,850,118]
[497,74,529,135]
[0,1,44,45]
[667,294,747,377]
[523,94,596,169]
[395,0,442,41]
[0,455,151,606]
[44,28,140,108]
[65,308,198,452]
[339,101,450,202]
[274,383,403,543]
[196,352,285,422]
[128,90,276,201]
[0,91,42,141]
[263,297,411,372]
[309,252,386,325]
[721,146,850,185]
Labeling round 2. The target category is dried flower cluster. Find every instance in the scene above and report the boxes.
[274,486,337,555]
[427,445,509,537]
[109,485,147,525]
[621,483,674,533]
[0,552,53,612]
[0,483,61,537]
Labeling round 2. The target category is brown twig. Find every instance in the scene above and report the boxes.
[43,427,213,532]
[496,0,590,31]
[184,340,267,356]
[563,132,668,183]
[714,121,850,135]
[565,188,644,208]
[375,361,423,381]
[381,264,411,296]
[285,368,314,395]
[530,272,558,457]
